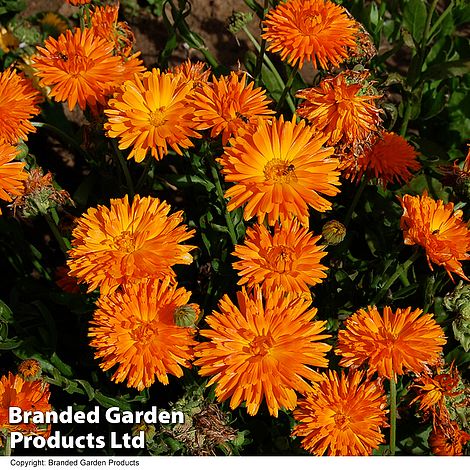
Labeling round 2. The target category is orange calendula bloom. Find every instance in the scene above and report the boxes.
[357,132,420,186]
[0,373,51,436]
[0,68,42,144]
[262,0,359,70]
[66,0,92,5]
[104,69,200,162]
[336,306,446,380]
[67,195,196,296]
[194,286,331,417]
[89,279,197,391]
[429,421,470,456]
[172,59,211,89]
[0,141,27,214]
[296,71,381,149]
[191,72,274,145]
[292,370,388,456]
[399,193,470,281]
[33,28,143,111]
[233,217,328,294]
[220,115,341,226]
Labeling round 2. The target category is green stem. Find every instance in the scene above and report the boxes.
[420,0,439,59]
[45,213,69,255]
[399,98,412,137]
[427,0,454,42]
[276,63,299,112]
[242,26,295,113]
[4,433,11,457]
[372,250,420,305]
[344,178,367,226]
[135,158,153,193]
[111,140,135,198]
[208,159,238,246]
[253,0,269,83]
[32,122,88,160]
[390,377,397,456]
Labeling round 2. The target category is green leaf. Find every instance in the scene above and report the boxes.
[95,392,132,411]
[0,299,13,323]
[403,0,427,44]
[76,380,96,401]
[50,352,73,377]
[422,59,470,81]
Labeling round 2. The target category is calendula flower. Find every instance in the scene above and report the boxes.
[429,421,470,456]
[18,360,42,381]
[194,286,331,417]
[262,0,359,70]
[0,373,51,436]
[172,59,211,89]
[89,279,197,391]
[232,217,328,294]
[104,69,200,162]
[0,68,42,144]
[357,132,420,186]
[321,220,346,245]
[39,12,68,37]
[90,4,136,57]
[220,115,341,226]
[439,145,470,200]
[33,28,143,111]
[67,195,196,295]
[399,193,470,281]
[297,70,381,147]
[292,370,388,456]
[191,72,274,144]
[0,141,27,215]
[0,26,18,53]
[336,306,446,380]
[66,0,92,5]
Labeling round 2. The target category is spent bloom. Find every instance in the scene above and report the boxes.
[89,279,197,391]
[292,370,388,455]
[262,0,359,70]
[67,195,196,295]
[232,217,328,294]
[399,193,470,281]
[428,421,470,456]
[336,306,446,380]
[220,115,341,226]
[195,286,331,417]
[191,72,274,145]
[105,68,201,162]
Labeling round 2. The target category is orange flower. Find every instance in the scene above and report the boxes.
[18,360,42,381]
[67,195,196,295]
[191,72,274,145]
[262,0,359,70]
[296,71,381,148]
[336,306,446,380]
[104,69,200,162]
[292,370,388,456]
[90,4,136,57]
[89,279,197,391]
[194,286,331,417]
[0,141,27,215]
[33,28,143,111]
[0,373,51,436]
[233,217,328,294]
[0,68,42,144]
[172,59,211,89]
[357,132,420,186]
[220,115,341,226]
[66,0,92,5]
[429,421,470,456]
[399,193,470,281]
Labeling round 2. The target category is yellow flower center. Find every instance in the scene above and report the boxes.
[264,159,297,183]
[266,245,295,273]
[249,333,274,357]
[149,107,167,127]
[114,230,137,253]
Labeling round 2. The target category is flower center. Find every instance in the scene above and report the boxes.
[149,107,167,127]
[249,333,274,357]
[114,230,137,253]
[263,159,297,183]
[266,245,295,273]
[334,411,351,429]
[130,321,159,346]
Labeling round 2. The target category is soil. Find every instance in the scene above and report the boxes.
[22,0,257,68]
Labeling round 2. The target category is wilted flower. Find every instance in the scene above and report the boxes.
[322,220,346,245]
[429,421,470,456]
[18,360,42,381]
